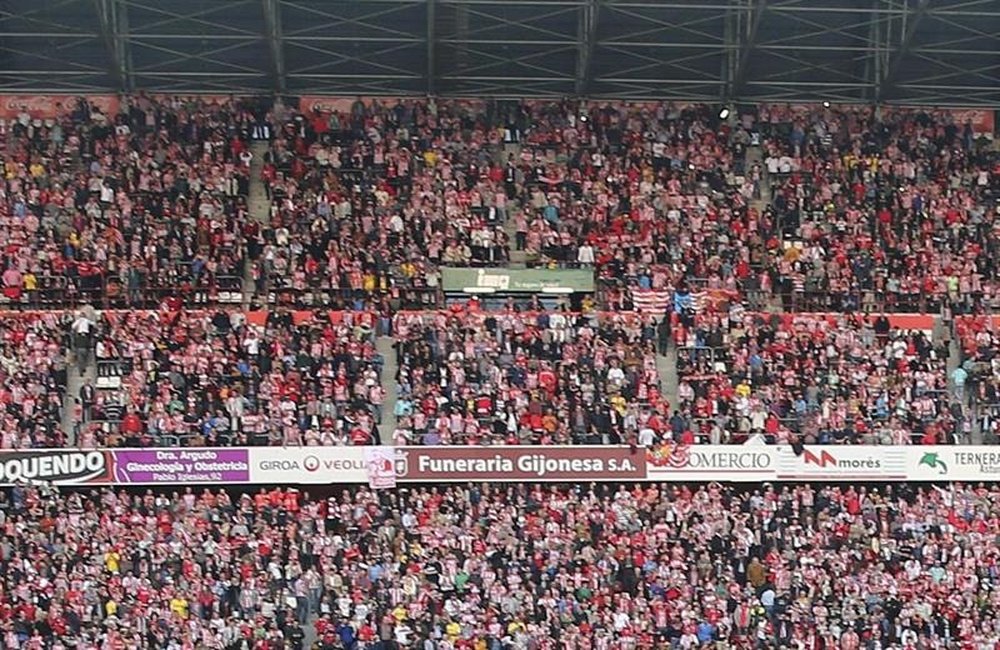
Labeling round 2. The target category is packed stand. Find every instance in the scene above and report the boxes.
[953,316,1000,441]
[671,307,959,445]
[7,480,1000,648]
[516,102,768,305]
[0,312,67,448]
[391,309,665,445]
[252,98,515,309]
[761,103,1000,313]
[81,308,386,447]
[0,96,263,309]
[254,99,771,312]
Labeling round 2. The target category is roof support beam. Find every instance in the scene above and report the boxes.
[426,0,436,95]
[728,0,767,100]
[876,0,931,102]
[575,0,599,96]
[261,0,286,94]
[93,0,133,91]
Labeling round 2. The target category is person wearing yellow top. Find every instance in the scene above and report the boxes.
[105,600,117,617]
[29,162,44,178]
[735,382,751,398]
[423,150,438,167]
[610,394,627,416]
[104,549,120,574]
[23,272,36,292]
[392,605,407,622]
[507,620,526,635]
[170,596,189,619]
[445,620,461,640]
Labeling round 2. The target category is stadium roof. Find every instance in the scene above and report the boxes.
[2,0,1000,107]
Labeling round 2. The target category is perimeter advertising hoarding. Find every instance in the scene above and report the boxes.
[0,449,249,486]
[0,450,112,485]
[112,449,250,484]
[0,95,119,119]
[906,448,1000,482]
[8,445,1000,486]
[250,447,368,483]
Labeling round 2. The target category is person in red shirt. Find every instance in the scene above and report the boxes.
[120,409,143,438]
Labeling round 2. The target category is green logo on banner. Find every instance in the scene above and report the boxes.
[919,452,948,475]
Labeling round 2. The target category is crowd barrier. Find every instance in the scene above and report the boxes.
[2,444,998,487]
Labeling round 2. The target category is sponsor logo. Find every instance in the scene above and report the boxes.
[918,452,949,475]
[258,460,300,472]
[952,451,1000,475]
[113,449,250,483]
[803,450,881,470]
[475,269,511,291]
[394,451,409,477]
[0,450,107,484]
[398,447,645,481]
[647,446,772,471]
[256,455,365,474]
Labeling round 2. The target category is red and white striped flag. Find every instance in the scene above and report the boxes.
[631,289,672,313]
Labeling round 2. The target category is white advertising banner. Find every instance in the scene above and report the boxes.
[905,448,1000,482]
[249,447,368,484]
[774,445,907,481]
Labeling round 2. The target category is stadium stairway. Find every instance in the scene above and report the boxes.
[657,341,679,415]
[744,131,781,313]
[503,142,529,268]
[64,345,97,445]
[245,141,271,303]
[938,315,979,443]
[302,618,317,649]
[376,334,398,444]
[744,139,770,216]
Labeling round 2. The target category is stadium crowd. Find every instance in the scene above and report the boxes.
[0,312,67,448]
[761,104,999,313]
[391,310,663,446]
[0,95,257,309]
[81,308,385,448]
[0,302,966,450]
[953,316,1000,443]
[672,308,960,445]
[0,96,994,451]
[0,97,995,315]
[3,480,1000,649]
